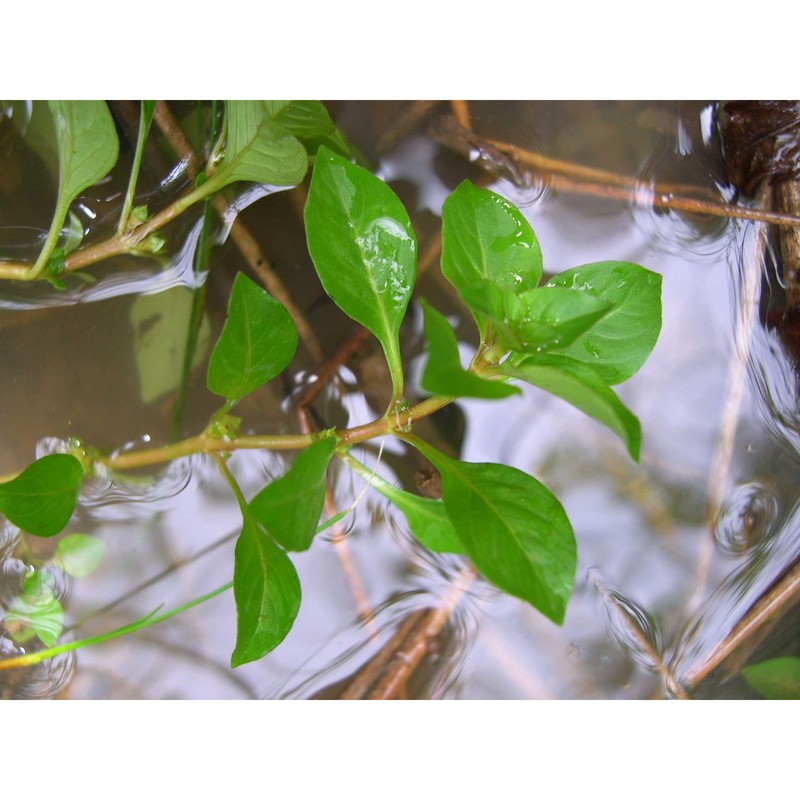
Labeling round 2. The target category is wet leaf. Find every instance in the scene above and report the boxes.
[420,300,519,399]
[544,261,662,384]
[207,272,298,406]
[130,287,211,404]
[305,146,417,404]
[265,100,336,140]
[461,281,611,354]
[345,456,465,555]
[32,101,119,276]
[214,100,308,188]
[408,438,576,624]
[55,533,106,578]
[441,181,542,336]
[231,514,301,667]
[0,454,83,537]
[741,657,800,700]
[248,438,336,552]
[504,354,642,460]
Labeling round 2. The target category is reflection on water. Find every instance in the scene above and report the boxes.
[1,101,799,699]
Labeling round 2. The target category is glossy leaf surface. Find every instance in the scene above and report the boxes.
[441,181,542,335]
[409,438,576,624]
[0,454,83,537]
[345,456,465,555]
[215,100,308,188]
[544,261,662,384]
[32,101,119,275]
[207,273,298,406]
[505,354,642,460]
[231,515,301,667]
[249,438,336,552]
[305,146,417,403]
[461,281,611,354]
[420,301,519,399]
[741,657,800,699]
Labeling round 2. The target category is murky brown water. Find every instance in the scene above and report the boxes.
[1,100,798,699]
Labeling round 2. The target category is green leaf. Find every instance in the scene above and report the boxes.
[344,454,465,555]
[231,515,301,667]
[55,533,106,578]
[407,438,576,624]
[461,281,612,354]
[31,101,119,278]
[305,146,417,405]
[130,287,211,404]
[504,354,642,460]
[5,572,64,647]
[544,261,662,384]
[248,438,336,552]
[0,454,83,537]
[265,100,336,140]
[207,272,298,406]
[212,100,308,188]
[441,181,542,336]
[419,300,519,399]
[741,657,800,700]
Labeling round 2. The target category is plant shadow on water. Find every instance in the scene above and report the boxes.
[1,100,799,699]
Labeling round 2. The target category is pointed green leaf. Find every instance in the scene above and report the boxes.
[305,146,417,404]
[231,514,301,667]
[213,100,309,188]
[407,438,576,624]
[420,300,519,399]
[544,261,662,384]
[344,455,465,554]
[55,533,106,578]
[441,181,542,336]
[207,273,298,406]
[504,354,642,460]
[741,657,800,700]
[30,101,119,277]
[249,438,336,552]
[461,281,612,354]
[264,100,336,140]
[0,454,83,537]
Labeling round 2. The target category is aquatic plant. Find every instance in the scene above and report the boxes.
[0,101,662,671]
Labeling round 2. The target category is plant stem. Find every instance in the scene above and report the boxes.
[0,582,232,672]
[117,101,155,235]
[96,392,456,474]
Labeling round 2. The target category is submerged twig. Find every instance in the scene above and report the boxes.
[375,100,443,154]
[432,114,800,228]
[688,183,771,612]
[684,558,800,689]
[333,564,476,699]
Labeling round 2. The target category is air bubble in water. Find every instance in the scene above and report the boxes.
[713,483,780,554]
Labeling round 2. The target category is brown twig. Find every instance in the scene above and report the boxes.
[375,101,444,154]
[432,114,800,228]
[335,564,476,699]
[684,558,800,689]
[449,100,472,131]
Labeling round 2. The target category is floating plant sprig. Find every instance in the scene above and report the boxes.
[0,129,662,668]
